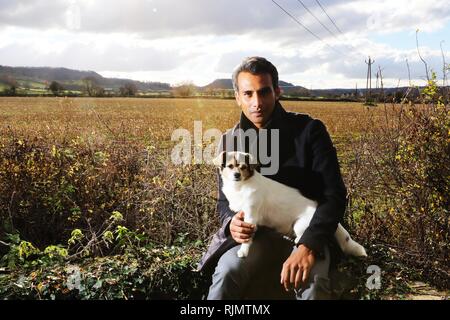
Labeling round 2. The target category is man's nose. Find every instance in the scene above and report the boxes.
[252,93,262,108]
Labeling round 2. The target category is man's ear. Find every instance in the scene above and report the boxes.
[234,90,241,107]
[212,151,227,168]
[274,86,281,101]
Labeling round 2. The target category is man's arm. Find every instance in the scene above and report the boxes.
[298,119,347,255]
[216,170,235,231]
[281,119,347,291]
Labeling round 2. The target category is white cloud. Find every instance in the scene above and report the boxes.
[0,0,448,88]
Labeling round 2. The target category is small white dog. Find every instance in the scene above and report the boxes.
[213,151,367,258]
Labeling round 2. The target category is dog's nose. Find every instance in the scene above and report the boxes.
[234,172,241,179]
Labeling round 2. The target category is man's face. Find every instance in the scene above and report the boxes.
[235,72,281,128]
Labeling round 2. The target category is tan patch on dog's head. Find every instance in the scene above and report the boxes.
[213,151,259,182]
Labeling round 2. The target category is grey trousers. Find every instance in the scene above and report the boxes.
[207,229,333,300]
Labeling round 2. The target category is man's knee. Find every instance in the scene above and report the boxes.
[213,246,246,280]
[207,246,248,300]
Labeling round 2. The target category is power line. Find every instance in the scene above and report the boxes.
[315,0,344,35]
[271,0,345,57]
[271,0,323,43]
[295,0,338,39]
[312,0,369,59]
[272,0,374,92]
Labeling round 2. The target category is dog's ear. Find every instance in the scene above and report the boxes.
[244,153,251,166]
[244,153,260,171]
[212,151,227,168]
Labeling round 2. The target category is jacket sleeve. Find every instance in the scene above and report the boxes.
[298,119,347,256]
[215,132,237,236]
[216,169,235,237]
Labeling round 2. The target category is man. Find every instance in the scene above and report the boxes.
[198,56,347,300]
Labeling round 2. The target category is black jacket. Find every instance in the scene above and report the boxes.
[197,102,347,273]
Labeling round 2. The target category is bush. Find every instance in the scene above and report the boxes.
[346,72,449,287]
[0,133,218,251]
[0,234,208,300]
[0,135,144,248]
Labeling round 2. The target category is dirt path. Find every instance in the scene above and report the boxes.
[385,281,448,300]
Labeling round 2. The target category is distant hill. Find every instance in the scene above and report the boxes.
[0,65,171,91]
[202,79,233,90]
[201,78,309,95]
[0,65,424,99]
[278,81,309,96]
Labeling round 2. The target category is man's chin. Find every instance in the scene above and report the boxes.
[250,116,264,127]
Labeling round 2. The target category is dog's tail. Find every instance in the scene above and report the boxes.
[335,224,367,257]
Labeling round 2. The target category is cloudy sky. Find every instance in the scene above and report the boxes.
[0,0,449,88]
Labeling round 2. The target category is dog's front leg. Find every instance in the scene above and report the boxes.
[236,206,258,258]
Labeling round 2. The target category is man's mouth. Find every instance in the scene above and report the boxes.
[251,111,263,117]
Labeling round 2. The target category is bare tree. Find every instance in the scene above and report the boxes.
[82,76,104,97]
[1,75,18,95]
[172,81,197,97]
[119,82,138,96]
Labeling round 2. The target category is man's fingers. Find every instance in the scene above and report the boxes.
[234,220,254,229]
[230,211,255,243]
[233,212,254,228]
[281,266,291,291]
[280,267,285,285]
[230,230,251,242]
[290,265,299,287]
[231,219,254,230]
[230,223,254,233]
[233,226,254,234]
[302,266,310,285]
[236,233,251,239]
[284,275,291,291]
[294,268,302,289]
[233,211,245,221]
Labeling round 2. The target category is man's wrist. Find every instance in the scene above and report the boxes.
[297,243,314,256]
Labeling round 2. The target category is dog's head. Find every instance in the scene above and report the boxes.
[213,151,259,182]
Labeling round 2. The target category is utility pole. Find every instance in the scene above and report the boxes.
[355,83,358,100]
[365,56,374,104]
[378,65,385,103]
[375,70,379,103]
[376,71,379,90]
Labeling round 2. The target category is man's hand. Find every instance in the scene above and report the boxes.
[229,211,255,243]
[280,244,315,291]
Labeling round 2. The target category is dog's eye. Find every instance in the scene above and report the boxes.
[227,164,234,169]
[240,165,247,170]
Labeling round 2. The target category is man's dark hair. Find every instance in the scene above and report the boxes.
[232,56,279,92]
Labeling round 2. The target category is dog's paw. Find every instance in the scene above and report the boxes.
[358,246,368,257]
[237,247,249,258]
[345,241,368,257]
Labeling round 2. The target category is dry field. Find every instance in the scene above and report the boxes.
[0,96,378,149]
